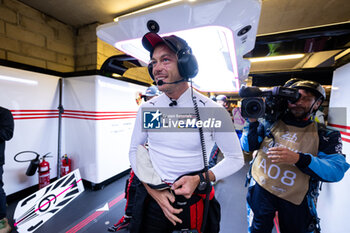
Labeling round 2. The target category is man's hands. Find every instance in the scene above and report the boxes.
[267,147,300,164]
[171,175,200,199]
[143,171,216,225]
[144,184,183,226]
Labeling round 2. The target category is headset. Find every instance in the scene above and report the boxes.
[147,36,198,81]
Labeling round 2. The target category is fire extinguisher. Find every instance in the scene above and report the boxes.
[14,151,52,189]
[38,153,51,189]
[61,154,72,177]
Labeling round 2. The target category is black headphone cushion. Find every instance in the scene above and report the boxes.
[148,63,154,80]
[177,50,198,79]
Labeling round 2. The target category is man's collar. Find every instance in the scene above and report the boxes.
[165,86,190,101]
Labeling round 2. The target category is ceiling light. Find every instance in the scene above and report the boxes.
[323,85,334,89]
[335,48,350,61]
[248,54,305,62]
[114,0,182,22]
[112,73,122,78]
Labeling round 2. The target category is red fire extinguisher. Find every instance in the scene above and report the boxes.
[61,154,72,177]
[38,153,51,189]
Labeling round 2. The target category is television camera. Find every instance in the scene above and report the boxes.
[239,86,301,121]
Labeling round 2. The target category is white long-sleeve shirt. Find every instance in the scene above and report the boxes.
[129,87,244,183]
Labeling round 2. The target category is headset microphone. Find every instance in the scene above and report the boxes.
[157,79,186,86]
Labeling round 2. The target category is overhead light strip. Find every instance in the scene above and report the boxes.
[335,48,350,61]
[248,54,305,62]
[114,0,183,22]
[258,20,350,37]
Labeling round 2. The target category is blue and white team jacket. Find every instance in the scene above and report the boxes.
[241,113,349,183]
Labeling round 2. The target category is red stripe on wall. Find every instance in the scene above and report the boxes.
[10,110,59,112]
[63,113,136,117]
[328,124,350,143]
[14,116,136,120]
[12,113,59,116]
[10,110,137,121]
[13,116,59,120]
[341,137,350,143]
[64,110,137,114]
[11,109,136,114]
[62,116,136,120]
[340,131,350,136]
[328,123,350,130]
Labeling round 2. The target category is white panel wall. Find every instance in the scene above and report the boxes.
[317,62,350,233]
[63,75,146,184]
[0,66,60,195]
[0,67,146,194]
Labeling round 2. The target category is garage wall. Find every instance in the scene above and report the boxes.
[0,0,75,72]
[75,22,123,71]
[0,0,123,73]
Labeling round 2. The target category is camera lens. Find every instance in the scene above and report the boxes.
[241,98,265,118]
[246,102,261,115]
[147,20,160,33]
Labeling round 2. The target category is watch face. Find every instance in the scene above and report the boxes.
[198,181,207,191]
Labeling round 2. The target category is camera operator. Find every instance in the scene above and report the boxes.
[241,80,349,233]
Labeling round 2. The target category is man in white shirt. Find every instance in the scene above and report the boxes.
[128,32,244,233]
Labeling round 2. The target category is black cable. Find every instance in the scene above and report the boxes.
[190,83,208,169]
[57,78,64,178]
[14,151,40,163]
[14,151,51,163]
[190,81,210,233]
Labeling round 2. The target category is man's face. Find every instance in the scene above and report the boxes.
[150,44,182,93]
[288,89,321,119]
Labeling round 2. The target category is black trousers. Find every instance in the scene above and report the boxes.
[0,165,6,219]
[132,189,205,233]
[141,196,174,233]
[124,170,140,217]
[247,183,313,233]
[130,172,220,233]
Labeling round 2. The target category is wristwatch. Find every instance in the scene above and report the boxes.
[197,173,207,191]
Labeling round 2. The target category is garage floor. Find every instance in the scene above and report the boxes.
[6,164,278,233]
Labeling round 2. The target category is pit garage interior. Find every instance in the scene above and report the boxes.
[0,0,349,233]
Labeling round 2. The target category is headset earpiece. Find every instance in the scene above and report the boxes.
[148,62,154,80]
[177,47,198,79]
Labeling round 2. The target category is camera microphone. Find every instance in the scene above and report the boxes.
[239,86,263,97]
[157,79,185,86]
